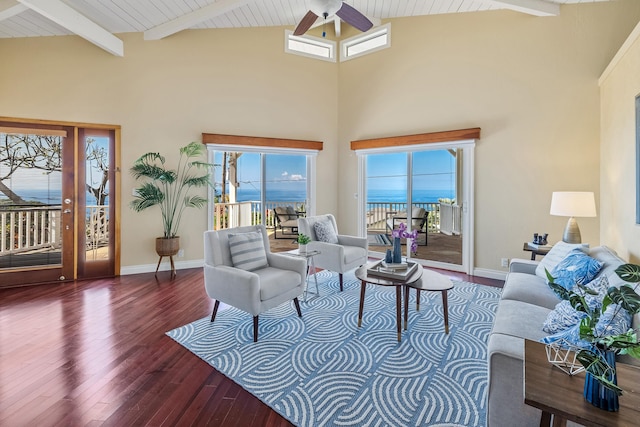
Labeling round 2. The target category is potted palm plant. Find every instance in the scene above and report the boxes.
[130,141,212,258]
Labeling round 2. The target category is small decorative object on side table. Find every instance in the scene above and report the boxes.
[297,233,311,254]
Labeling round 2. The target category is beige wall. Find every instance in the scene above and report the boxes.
[600,23,640,264]
[338,2,640,272]
[1,1,639,273]
[0,28,339,268]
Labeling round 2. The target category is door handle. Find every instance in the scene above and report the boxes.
[63,209,72,214]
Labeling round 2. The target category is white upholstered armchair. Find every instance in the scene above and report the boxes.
[297,214,368,292]
[203,224,307,342]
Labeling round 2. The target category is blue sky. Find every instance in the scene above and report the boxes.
[214,152,306,193]
[367,150,456,192]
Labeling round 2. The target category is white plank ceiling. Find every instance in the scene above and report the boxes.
[0,0,615,56]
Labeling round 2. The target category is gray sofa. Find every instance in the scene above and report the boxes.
[487,244,639,427]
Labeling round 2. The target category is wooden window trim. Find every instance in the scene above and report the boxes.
[202,133,323,151]
[350,128,480,150]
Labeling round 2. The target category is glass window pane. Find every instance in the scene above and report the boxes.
[85,136,110,262]
[0,132,63,269]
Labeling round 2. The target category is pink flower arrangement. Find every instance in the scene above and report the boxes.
[391,222,418,253]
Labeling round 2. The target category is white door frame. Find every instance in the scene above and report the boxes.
[356,139,476,274]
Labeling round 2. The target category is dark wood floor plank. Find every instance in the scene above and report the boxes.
[0,266,502,426]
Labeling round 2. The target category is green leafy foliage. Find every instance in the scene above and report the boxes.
[297,233,311,245]
[130,141,212,238]
[546,264,640,394]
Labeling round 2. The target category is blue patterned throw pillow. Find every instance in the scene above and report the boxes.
[550,249,603,290]
[594,304,632,337]
[542,300,587,334]
[541,322,592,350]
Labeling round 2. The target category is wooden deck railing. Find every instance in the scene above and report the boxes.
[0,205,109,256]
[0,205,62,255]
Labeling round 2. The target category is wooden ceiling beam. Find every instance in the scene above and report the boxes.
[18,0,123,56]
[144,0,255,41]
[0,0,27,22]
[489,0,560,17]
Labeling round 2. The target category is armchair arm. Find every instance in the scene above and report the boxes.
[337,234,367,249]
[203,264,261,315]
[267,252,307,279]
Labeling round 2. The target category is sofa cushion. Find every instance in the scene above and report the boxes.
[501,272,561,310]
[535,241,588,280]
[550,249,603,290]
[491,300,551,342]
[228,231,268,271]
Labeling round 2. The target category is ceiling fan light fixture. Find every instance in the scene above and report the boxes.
[310,0,342,17]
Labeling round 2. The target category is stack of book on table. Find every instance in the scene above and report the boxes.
[367,259,419,280]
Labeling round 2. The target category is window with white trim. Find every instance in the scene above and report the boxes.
[340,23,391,62]
[285,30,336,62]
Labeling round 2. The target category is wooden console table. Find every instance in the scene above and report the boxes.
[524,340,640,427]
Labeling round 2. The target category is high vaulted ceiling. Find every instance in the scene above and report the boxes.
[0,0,614,56]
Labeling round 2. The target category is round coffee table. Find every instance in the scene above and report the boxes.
[355,262,423,342]
[406,268,454,334]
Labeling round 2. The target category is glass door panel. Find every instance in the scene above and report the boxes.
[77,129,116,279]
[265,153,307,213]
[213,151,261,229]
[366,152,408,246]
[412,149,461,265]
[0,124,75,286]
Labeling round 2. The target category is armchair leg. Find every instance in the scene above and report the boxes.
[210,300,220,322]
[339,273,344,292]
[253,316,259,342]
[293,297,302,317]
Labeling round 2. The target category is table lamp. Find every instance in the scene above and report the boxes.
[549,192,596,244]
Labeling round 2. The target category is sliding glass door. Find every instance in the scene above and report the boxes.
[362,145,470,271]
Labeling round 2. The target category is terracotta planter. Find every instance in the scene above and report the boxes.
[156,236,180,257]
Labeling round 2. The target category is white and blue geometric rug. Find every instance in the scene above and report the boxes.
[167,270,502,427]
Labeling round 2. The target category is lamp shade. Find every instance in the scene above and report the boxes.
[550,192,597,218]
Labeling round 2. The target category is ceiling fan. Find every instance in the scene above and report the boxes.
[293,0,374,37]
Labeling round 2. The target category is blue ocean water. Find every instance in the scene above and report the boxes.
[0,188,104,205]
[367,189,455,203]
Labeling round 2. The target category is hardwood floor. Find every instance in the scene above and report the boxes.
[0,267,503,426]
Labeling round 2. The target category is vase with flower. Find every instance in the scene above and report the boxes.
[391,222,418,262]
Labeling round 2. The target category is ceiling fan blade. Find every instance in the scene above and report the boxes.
[336,2,373,33]
[293,10,319,36]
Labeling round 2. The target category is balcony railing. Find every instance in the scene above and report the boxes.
[1,205,61,255]
[213,200,446,234]
[213,200,306,230]
[0,205,109,257]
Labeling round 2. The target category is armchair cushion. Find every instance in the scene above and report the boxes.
[228,231,268,271]
[314,220,339,244]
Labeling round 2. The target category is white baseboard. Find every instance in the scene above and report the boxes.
[121,259,204,276]
[472,268,507,281]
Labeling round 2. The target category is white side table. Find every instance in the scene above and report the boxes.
[286,249,321,301]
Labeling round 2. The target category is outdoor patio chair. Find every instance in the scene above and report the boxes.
[203,224,307,342]
[386,206,429,246]
[297,214,368,292]
[273,206,302,239]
